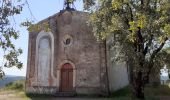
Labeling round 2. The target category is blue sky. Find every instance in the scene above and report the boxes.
[2,0,83,76]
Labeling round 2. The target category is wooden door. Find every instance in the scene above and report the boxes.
[60,63,73,92]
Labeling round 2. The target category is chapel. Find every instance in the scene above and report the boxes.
[26,1,129,95]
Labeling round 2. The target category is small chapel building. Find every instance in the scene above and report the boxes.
[26,2,129,95]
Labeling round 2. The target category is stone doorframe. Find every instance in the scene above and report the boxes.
[56,60,76,91]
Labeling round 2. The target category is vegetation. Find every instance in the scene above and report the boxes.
[0,75,25,87]
[84,0,170,99]
[1,0,170,99]
[1,80,170,100]
[0,79,27,100]
[162,47,170,68]
[0,0,24,78]
[111,85,170,100]
[4,79,25,91]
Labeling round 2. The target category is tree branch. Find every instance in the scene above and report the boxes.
[136,27,144,52]
[145,0,150,10]
[141,0,144,7]
[125,16,130,28]
[145,37,167,83]
[127,3,133,21]
[143,34,153,55]
[151,37,168,60]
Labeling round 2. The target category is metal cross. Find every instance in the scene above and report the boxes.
[65,0,73,9]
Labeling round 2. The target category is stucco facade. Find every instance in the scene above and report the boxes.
[26,10,129,95]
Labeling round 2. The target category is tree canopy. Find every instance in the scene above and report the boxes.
[0,0,24,78]
[87,0,170,99]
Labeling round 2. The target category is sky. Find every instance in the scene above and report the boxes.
[2,0,168,77]
[2,0,83,76]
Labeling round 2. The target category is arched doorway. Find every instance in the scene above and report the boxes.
[60,63,73,92]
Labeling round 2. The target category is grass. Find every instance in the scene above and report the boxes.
[109,84,170,100]
[144,84,170,100]
[4,79,25,91]
[1,80,170,100]
[110,86,132,97]
[0,80,28,100]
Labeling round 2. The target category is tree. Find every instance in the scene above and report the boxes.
[0,0,24,78]
[162,47,170,68]
[86,0,170,99]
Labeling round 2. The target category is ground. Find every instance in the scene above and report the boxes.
[1,80,170,100]
[0,89,122,100]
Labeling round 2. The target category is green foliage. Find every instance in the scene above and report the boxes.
[67,0,75,3]
[110,85,170,100]
[0,0,24,78]
[90,0,170,43]
[164,24,170,37]
[83,0,95,10]
[21,20,51,33]
[87,0,170,98]
[3,48,23,69]
[88,0,170,69]
[5,79,25,91]
[165,47,170,54]
[162,48,170,68]
[29,22,51,32]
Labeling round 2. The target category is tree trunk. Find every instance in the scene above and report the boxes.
[133,71,145,99]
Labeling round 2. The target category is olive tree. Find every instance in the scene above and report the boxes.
[86,0,170,99]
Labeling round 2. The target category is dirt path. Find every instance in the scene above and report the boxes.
[1,90,169,100]
[0,90,25,100]
[0,90,115,100]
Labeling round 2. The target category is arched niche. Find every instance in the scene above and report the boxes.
[35,30,54,86]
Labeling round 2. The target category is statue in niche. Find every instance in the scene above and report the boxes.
[37,37,51,86]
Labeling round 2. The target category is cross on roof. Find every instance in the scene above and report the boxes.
[64,0,74,9]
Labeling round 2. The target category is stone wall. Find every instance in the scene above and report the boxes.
[106,34,129,92]
[26,10,108,94]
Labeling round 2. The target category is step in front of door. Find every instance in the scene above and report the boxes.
[54,92,76,97]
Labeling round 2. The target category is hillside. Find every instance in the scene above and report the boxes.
[0,75,25,88]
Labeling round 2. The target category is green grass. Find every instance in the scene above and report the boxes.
[109,85,170,100]
[0,79,28,100]
[4,79,25,91]
[145,85,170,96]
[1,80,170,100]
[110,86,132,97]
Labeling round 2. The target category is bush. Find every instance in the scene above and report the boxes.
[5,79,25,91]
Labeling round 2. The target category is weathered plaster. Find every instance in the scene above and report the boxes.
[34,31,56,86]
[26,10,128,95]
